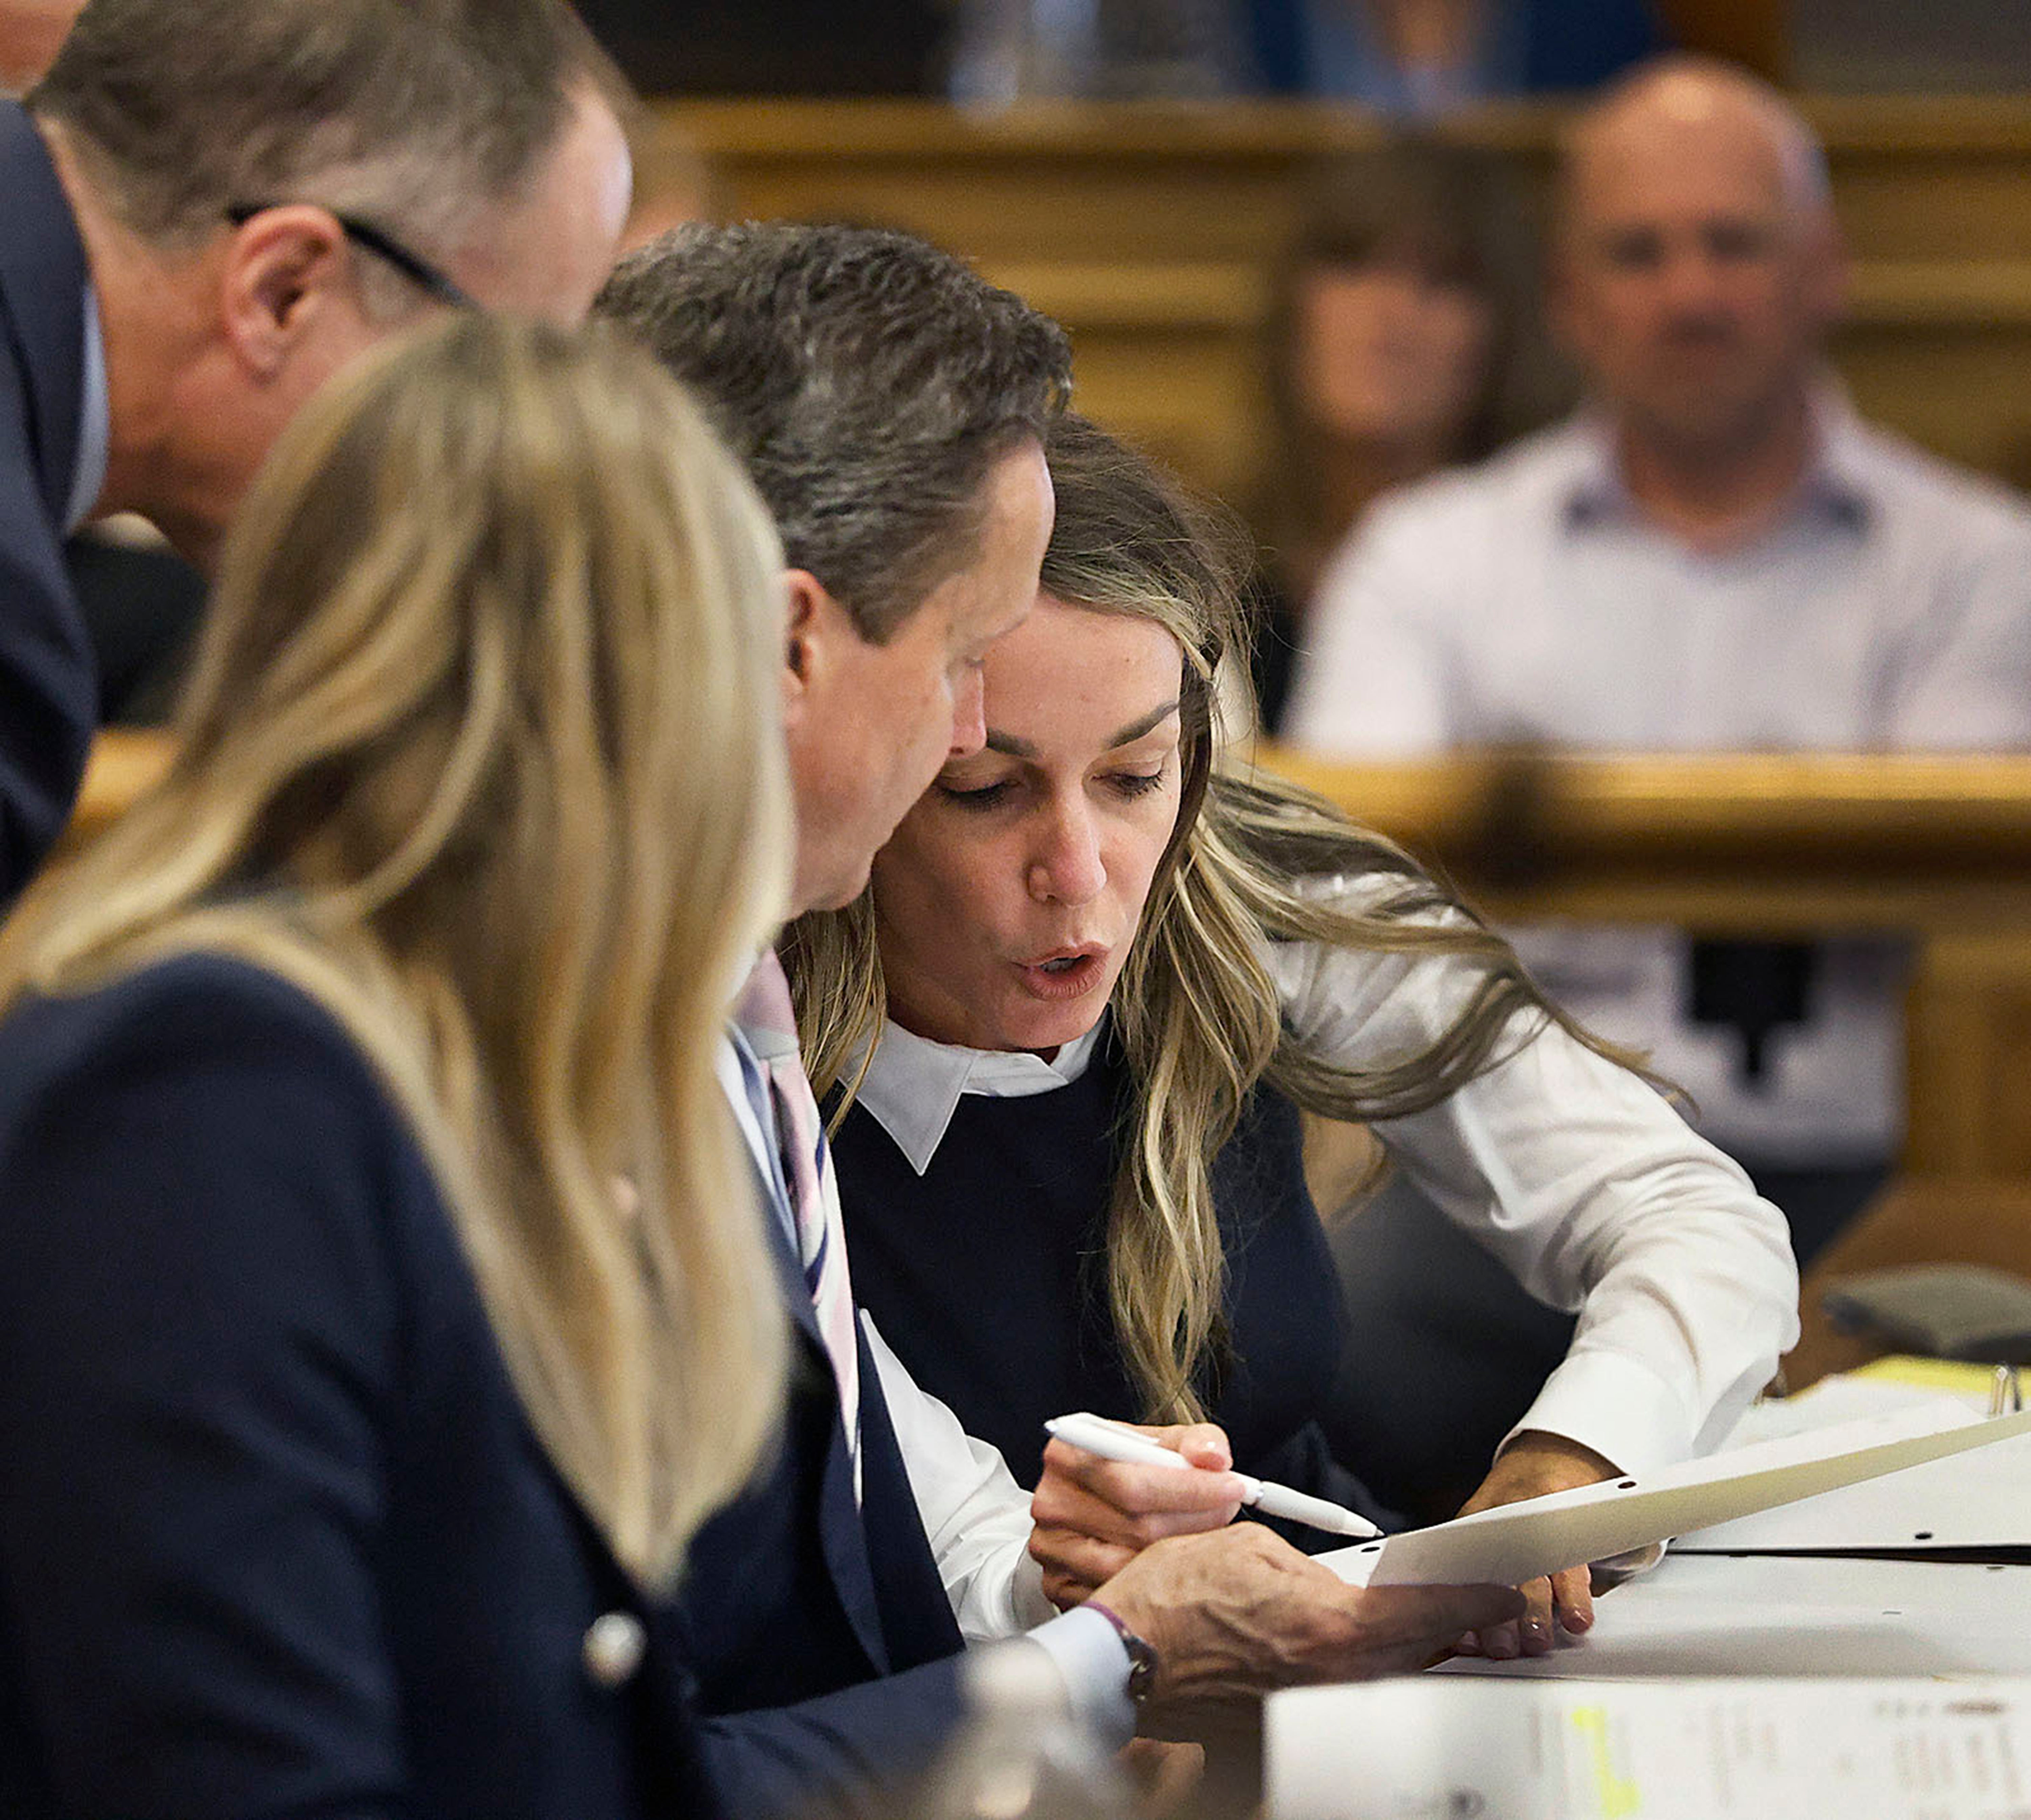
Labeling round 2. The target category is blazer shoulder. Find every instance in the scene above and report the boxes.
[0,948,387,1102]
[0,949,433,1286]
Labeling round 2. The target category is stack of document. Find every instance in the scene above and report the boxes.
[1268,1676,2031,1819]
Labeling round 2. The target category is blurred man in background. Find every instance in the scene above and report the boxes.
[1287,55,2031,1493]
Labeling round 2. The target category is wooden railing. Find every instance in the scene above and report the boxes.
[1247,747,2031,934]
[57,737,2031,1175]
[1241,747,2031,1177]
[64,729,173,848]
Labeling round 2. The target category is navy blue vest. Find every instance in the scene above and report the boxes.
[832,1034,1392,1532]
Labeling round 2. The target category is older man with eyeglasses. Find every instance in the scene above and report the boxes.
[0,0,634,903]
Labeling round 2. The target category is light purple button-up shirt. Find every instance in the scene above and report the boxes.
[1287,395,2031,1160]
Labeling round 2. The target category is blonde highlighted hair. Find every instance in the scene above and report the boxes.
[0,315,791,1584]
[791,413,1637,1426]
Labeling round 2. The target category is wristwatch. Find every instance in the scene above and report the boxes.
[1084,1600,1159,1705]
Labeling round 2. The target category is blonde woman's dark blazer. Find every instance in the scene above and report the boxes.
[0,953,719,1820]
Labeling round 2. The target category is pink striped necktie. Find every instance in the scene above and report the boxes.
[736,950,862,1496]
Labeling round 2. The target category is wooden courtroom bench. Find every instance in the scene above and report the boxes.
[650,95,2031,511]
[1251,746,2031,1182]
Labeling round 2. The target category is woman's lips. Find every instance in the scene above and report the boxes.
[1012,948,1107,1001]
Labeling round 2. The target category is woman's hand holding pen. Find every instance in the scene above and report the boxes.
[1453,1430,1619,1658]
[1028,1420,1243,1609]
[1031,1418,1523,1705]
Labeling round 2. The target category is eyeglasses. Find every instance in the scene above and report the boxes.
[224,203,477,311]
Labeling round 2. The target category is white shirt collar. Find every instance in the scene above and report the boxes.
[851,1017,1106,1177]
[1559,381,1875,536]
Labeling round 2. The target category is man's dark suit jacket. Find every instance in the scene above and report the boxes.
[0,101,103,901]
[0,954,729,1820]
[666,1039,973,1820]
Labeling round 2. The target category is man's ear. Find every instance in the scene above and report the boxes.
[780,567,847,731]
[216,205,351,379]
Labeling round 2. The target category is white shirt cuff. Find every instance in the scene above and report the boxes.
[1023,1608,1135,1747]
[1504,1349,1695,1480]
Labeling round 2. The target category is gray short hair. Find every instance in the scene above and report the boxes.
[594,221,1072,643]
[29,0,620,278]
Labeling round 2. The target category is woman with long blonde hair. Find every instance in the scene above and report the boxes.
[0,315,791,1818]
[791,413,1797,1658]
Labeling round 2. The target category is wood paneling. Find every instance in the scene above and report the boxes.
[653,97,2031,504]
[1250,748,2031,933]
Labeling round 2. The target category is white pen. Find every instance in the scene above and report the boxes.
[1044,1410,1385,1541]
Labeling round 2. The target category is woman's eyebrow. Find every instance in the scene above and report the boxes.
[1105,701,1182,749]
[983,700,1181,760]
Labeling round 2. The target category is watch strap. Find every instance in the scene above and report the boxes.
[1084,1599,1159,1705]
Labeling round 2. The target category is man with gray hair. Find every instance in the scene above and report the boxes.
[0,0,632,898]
[596,222,1520,1820]
[1287,56,2031,1515]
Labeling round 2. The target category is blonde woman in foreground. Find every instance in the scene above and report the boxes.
[0,316,790,1820]
[794,414,1799,1662]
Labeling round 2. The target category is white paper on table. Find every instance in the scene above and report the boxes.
[1266,1675,2031,1820]
[1432,1555,2031,1680]
[1722,1376,1989,1446]
[1318,1404,2031,1591]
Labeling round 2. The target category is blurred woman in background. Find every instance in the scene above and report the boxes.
[0,315,792,1819]
[1252,139,1568,729]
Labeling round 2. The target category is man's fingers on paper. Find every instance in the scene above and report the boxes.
[1466,1564,1591,1657]
[1093,1526,1523,1705]
[1517,1575,1557,1655]
[1469,1618,1520,1660]
[1339,1583,1526,1676]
